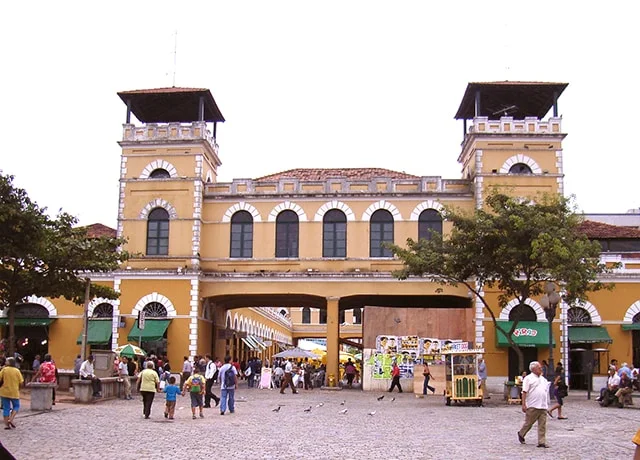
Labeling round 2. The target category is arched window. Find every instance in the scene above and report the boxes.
[93,303,113,318]
[146,208,169,256]
[509,163,533,174]
[370,209,394,257]
[508,304,536,321]
[230,211,253,258]
[634,312,640,323]
[143,302,168,317]
[275,210,299,258]
[353,307,362,324]
[323,209,347,258]
[418,209,442,241]
[319,309,327,324]
[301,307,311,324]
[149,168,171,179]
[567,307,592,324]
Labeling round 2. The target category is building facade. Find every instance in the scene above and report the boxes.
[2,82,639,391]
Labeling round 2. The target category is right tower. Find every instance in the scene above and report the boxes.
[454,81,568,208]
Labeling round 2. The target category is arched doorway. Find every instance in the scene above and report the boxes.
[507,304,538,381]
[2,303,53,370]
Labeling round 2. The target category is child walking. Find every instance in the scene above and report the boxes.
[182,366,206,419]
[163,376,180,420]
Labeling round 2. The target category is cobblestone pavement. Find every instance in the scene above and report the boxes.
[1,385,638,459]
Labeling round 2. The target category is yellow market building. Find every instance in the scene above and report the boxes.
[2,82,640,393]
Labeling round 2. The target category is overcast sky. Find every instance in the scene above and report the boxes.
[2,1,639,227]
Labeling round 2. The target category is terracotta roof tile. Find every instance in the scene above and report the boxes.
[255,168,419,182]
[577,220,640,239]
[83,223,117,239]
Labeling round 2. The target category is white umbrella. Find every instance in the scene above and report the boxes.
[273,347,319,359]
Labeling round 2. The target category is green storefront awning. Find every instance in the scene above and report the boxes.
[0,318,54,326]
[127,319,170,342]
[622,323,640,331]
[496,321,555,348]
[76,320,113,345]
[568,326,613,343]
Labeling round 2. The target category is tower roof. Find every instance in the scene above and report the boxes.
[254,168,419,182]
[454,81,568,120]
[117,87,225,123]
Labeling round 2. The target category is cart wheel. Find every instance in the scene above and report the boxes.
[445,397,451,406]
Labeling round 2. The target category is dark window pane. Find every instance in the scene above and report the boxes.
[230,211,253,258]
[147,207,169,255]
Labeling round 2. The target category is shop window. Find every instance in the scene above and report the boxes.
[230,211,253,258]
[323,209,347,257]
[418,209,442,241]
[146,208,169,256]
[370,209,394,257]
[508,304,536,321]
[275,210,299,258]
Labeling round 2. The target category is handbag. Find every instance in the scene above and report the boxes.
[159,380,166,390]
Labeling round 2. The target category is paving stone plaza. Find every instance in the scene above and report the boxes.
[1,384,637,459]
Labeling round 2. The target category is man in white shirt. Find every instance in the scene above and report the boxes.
[204,354,220,408]
[597,367,620,404]
[517,361,550,448]
[118,356,132,400]
[79,355,102,397]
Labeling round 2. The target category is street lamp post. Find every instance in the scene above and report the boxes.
[540,282,561,383]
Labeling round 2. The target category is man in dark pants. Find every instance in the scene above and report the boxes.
[388,361,402,393]
[204,354,220,408]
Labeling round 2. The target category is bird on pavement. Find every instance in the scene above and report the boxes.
[340,400,346,406]
[315,402,324,407]
[303,406,312,412]
[272,406,282,412]
[390,397,395,402]
[339,409,348,414]
[377,395,385,401]
[367,411,376,416]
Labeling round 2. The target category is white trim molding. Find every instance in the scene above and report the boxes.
[139,159,178,179]
[409,200,444,221]
[223,202,262,223]
[131,292,177,317]
[362,200,402,222]
[499,298,545,321]
[499,154,542,174]
[139,199,178,219]
[268,201,308,222]
[314,200,355,222]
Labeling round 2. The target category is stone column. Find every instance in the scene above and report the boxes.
[325,297,340,387]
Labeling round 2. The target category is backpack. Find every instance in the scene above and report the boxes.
[224,366,236,388]
[190,375,203,393]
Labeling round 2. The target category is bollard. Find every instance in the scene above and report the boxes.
[328,374,336,387]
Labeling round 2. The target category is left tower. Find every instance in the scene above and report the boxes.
[115,87,225,360]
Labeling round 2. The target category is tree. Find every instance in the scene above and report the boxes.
[0,174,129,356]
[388,191,611,374]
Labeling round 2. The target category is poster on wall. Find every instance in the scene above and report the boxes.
[371,335,464,379]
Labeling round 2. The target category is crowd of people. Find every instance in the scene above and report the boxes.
[596,359,638,408]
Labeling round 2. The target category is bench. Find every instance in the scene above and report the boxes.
[71,376,138,403]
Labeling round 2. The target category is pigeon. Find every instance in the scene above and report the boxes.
[377,395,385,401]
[339,409,348,414]
[390,397,395,402]
[340,400,346,406]
[303,406,312,412]
[315,402,324,408]
[272,406,282,412]
[367,411,376,416]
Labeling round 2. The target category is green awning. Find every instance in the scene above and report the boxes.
[76,320,113,345]
[496,321,555,348]
[127,319,170,342]
[0,318,54,326]
[568,326,613,343]
[622,323,640,331]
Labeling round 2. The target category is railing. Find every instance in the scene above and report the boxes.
[122,122,218,153]
[468,116,562,135]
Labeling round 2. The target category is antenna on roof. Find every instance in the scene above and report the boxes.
[172,30,178,87]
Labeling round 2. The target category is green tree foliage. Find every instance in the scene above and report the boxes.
[389,191,611,373]
[0,174,129,355]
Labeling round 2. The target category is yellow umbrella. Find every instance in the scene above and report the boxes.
[312,349,356,364]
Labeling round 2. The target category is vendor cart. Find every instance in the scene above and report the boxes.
[442,345,484,406]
